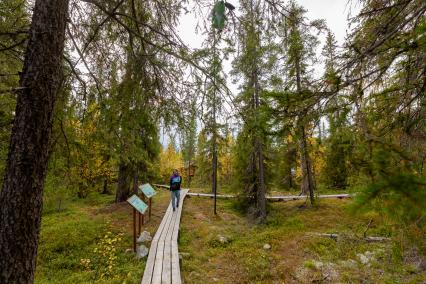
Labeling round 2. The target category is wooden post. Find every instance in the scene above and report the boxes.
[138,212,141,235]
[133,208,136,252]
[149,198,152,221]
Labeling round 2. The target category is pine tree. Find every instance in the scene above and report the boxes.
[232,0,268,220]
[284,2,319,203]
[322,31,351,189]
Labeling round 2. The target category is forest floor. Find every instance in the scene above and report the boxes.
[35,187,425,283]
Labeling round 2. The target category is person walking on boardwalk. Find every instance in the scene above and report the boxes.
[170,169,182,212]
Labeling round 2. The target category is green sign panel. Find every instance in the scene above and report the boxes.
[127,194,148,214]
[139,183,157,199]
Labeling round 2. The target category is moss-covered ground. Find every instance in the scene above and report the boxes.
[35,187,425,283]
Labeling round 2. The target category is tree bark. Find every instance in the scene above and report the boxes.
[295,49,315,204]
[116,162,130,202]
[298,124,315,204]
[254,67,266,220]
[102,178,109,194]
[133,169,138,195]
[0,0,69,282]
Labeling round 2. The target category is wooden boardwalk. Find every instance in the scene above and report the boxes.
[141,188,189,284]
[152,184,352,201]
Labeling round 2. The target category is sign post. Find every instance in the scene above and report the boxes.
[139,183,157,222]
[127,194,148,252]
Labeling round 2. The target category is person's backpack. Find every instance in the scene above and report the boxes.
[170,176,181,190]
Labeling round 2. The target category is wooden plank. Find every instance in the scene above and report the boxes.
[171,189,188,284]
[151,206,174,284]
[171,242,181,284]
[186,192,234,199]
[267,194,352,201]
[171,189,188,242]
[186,191,352,201]
[141,203,173,284]
[162,204,179,284]
[141,188,189,284]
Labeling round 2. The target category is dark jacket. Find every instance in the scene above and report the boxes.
[169,174,182,191]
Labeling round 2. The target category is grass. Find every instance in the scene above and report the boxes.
[179,194,426,283]
[35,188,172,284]
[35,186,425,283]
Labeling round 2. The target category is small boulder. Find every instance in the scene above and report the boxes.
[356,253,370,265]
[218,235,228,244]
[136,245,149,259]
[137,231,152,243]
[263,244,271,250]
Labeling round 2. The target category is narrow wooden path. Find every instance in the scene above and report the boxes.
[152,184,352,201]
[141,188,189,284]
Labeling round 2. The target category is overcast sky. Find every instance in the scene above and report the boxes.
[177,0,361,49]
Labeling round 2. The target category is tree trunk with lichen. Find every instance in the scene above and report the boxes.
[0,0,69,282]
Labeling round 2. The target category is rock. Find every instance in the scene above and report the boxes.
[263,244,271,250]
[136,245,149,259]
[218,235,228,244]
[137,231,152,243]
[356,253,370,265]
[125,248,133,254]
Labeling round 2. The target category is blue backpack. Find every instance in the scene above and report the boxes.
[171,176,181,190]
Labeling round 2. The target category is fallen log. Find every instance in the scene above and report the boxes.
[308,232,391,242]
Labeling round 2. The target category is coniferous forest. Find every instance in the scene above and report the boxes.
[0,0,425,283]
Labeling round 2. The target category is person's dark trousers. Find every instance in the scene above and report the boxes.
[171,189,181,211]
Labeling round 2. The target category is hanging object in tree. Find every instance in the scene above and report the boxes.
[212,1,226,30]
[212,1,234,30]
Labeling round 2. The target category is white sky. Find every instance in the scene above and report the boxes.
[178,0,361,49]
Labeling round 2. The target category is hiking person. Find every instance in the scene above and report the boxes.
[170,169,182,212]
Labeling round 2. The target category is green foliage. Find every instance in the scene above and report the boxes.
[352,172,426,224]
[0,0,28,183]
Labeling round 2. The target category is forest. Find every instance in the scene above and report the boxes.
[0,0,425,283]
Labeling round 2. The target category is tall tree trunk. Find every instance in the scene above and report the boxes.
[116,162,130,202]
[102,178,109,194]
[253,61,266,219]
[283,145,296,189]
[295,52,315,204]
[298,125,315,204]
[133,169,138,194]
[211,28,218,214]
[0,0,69,282]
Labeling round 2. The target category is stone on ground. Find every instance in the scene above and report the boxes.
[136,245,149,259]
[263,243,271,250]
[137,231,152,243]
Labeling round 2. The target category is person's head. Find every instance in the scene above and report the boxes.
[173,169,178,175]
